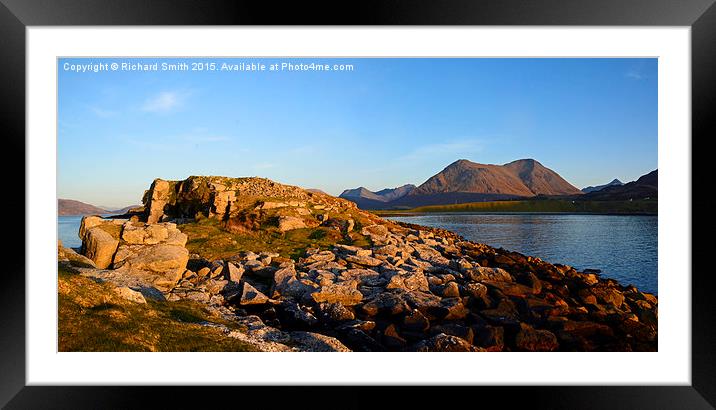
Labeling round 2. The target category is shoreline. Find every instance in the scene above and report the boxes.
[58,176,658,352]
[377,211,658,217]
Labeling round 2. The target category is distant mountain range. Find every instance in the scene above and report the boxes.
[58,199,140,216]
[581,170,657,201]
[582,179,623,193]
[340,159,586,209]
[339,184,416,209]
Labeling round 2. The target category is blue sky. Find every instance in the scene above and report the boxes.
[58,58,657,208]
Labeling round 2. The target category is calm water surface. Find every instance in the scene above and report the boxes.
[386,213,657,295]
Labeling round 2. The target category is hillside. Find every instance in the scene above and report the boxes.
[58,199,108,216]
[582,170,657,201]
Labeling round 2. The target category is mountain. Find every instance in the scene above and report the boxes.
[387,159,582,208]
[582,179,623,193]
[58,199,108,216]
[581,170,657,201]
[339,184,416,209]
[340,187,385,202]
[109,205,143,214]
[373,184,416,202]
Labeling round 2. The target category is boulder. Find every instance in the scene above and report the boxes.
[591,287,625,308]
[442,281,461,298]
[373,244,400,257]
[310,280,363,306]
[468,267,513,282]
[120,223,147,244]
[473,325,505,351]
[278,216,306,232]
[408,333,482,352]
[243,260,264,272]
[361,224,389,239]
[383,324,407,348]
[338,268,381,285]
[412,245,450,266]
[113,244,189,291]
[78,215,104,240]
[83,227,119,269]
[316,302,355,323]
[431,298,469,320]
[277,300,319,328]
[240,282,270,305]
[165,228,188,247]
[384,270,430,292]
[431,323,474,344]
[344,254,383,267]
[303,250,336,264]
[121,223,169,245]
[271,266,317,298]
[403,290,442,313]
[204,279,228,295]
[288,331,351,352]
[402,309,430,332]
[114,244,188,274]
[257,201,288,209]
[450,258,474,272]
[58,243,97,268]
[334,244,372,257]
[514,324,559,351]
[483,281,536,297]
[112,286,147,304]
[197,266,211,279]
[361,291,411,316]
[226,262,245,283]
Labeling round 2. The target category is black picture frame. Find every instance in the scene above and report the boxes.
[2,1,714,408]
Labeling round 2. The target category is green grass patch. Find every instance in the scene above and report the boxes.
[308,229,328,240]
[58,265,258,352]
[179,219,372,261]
[375,199,657,216]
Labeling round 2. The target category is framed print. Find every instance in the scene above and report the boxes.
[2,0,715,408]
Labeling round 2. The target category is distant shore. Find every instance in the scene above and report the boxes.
[372,199,657,217]
[377,211,658,217]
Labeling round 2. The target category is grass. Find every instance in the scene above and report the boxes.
[374,199,657,216]
[58,265,258,352]
[180,217,373,261]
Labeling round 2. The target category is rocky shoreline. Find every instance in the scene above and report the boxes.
[59,176,658,352]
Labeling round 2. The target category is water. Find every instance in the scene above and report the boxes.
[58,215,84,249]
[386,213,657,295]
[58,215,115,250]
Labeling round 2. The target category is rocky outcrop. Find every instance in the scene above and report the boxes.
[58,240,97,269]
[140,176,348,224]
[146,218,657,352]
[68,176,657,352]
[78,217,190,292]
